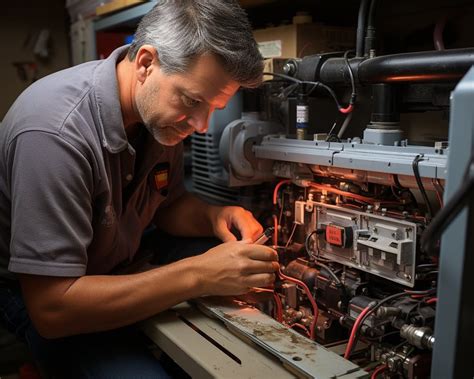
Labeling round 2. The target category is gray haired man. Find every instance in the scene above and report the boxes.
[0,1,278,377]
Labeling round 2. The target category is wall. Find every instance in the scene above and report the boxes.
[0,0,70,119]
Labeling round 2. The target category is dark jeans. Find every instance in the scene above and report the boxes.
[0,232,220,378]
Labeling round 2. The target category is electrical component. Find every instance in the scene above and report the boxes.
[324,223,353,248]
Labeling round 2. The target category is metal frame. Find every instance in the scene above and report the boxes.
[142,300,368,379]
[431,67,474,378]
[254,138,447,179]
[142,302,312,378]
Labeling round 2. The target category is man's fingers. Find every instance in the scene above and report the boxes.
[240,223,264,242]
[246,245,279,261]
[246,273,276,288]
[242,260,279,275]
[215,219,237,242]
[231,210,263,241]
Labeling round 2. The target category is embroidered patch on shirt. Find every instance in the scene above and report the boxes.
[151,162,170,192]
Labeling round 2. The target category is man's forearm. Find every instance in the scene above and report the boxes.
[154,191,219,237]
[20,257,203,338]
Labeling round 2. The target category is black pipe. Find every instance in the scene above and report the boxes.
[312,48,474,85]
[358,48,474,83]
[371,83,400,123]
[356,0,371,57]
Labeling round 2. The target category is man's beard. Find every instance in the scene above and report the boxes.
[136,85,188,146]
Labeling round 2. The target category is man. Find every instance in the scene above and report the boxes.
[0,1,278,377]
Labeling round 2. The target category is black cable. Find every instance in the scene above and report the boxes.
[367,0,378,29]
[346,292,410,358]
[412,154,433,219]
[364,0,379,55]
[344,50,357,105]
[304,230,320,259]
[331,51,357,140]
[356,0,371,57]
[262,72,347,112]
[306,81,343,110]
[336,108,353,140]
[305,230,345,310]
[262,71,301,84]
[421,156,474,254]
[317,261,342,286]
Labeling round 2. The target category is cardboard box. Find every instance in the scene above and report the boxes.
[263,58,288,81]
[253,23,355,59]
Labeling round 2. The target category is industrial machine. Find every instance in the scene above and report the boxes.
[144,1,474,378]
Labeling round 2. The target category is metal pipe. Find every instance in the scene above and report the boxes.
[358,48,474,83]
[310,48,474,85]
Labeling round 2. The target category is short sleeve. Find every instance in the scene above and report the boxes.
[7,131,94,277]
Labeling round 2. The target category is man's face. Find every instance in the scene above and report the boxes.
[135,53,240,146]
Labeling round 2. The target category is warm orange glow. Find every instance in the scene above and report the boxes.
[387,74,460,82]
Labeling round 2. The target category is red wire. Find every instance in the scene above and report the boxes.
[289,323,311,338]
[339,104,354,114]
[272,179,291,246]
[273,179,292,205]
[371,364,388,379]
[344,305,372,359]
[272,215,278,246]
[253,288,283,322]
[426,297,438,304]
[278,269,319,339]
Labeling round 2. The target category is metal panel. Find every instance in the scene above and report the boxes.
[309,202,417,287]
[431,67,474,378]
[142,303,301,378]
[254,137,447,179]
[196,297,368,379]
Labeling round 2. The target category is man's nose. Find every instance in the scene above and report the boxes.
[187,106,213,134]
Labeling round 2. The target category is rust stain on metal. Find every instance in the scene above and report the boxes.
[222,311,318,361]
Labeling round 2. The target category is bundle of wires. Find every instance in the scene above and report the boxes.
[344,289,435,359]
[262,71,356,117]
[278,269,319,340]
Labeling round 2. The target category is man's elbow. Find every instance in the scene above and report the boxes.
[30,311,73,339]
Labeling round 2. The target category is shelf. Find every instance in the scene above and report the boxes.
[94,0,284,32]
[94,0,157,31]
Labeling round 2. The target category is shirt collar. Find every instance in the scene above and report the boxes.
[93,45,130,154]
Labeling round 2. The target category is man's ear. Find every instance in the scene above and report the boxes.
[135,45,159,84]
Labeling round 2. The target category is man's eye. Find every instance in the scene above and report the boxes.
[182,95,200,108]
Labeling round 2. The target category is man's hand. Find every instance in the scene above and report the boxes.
[208,205,263,242]
[190,241,279,296]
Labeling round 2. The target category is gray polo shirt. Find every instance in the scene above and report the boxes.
[0,46,185,279]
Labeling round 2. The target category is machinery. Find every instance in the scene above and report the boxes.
[145,1,474,378]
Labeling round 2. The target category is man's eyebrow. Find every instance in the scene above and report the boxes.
[177,86,227,109]
[178,86,204,101]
